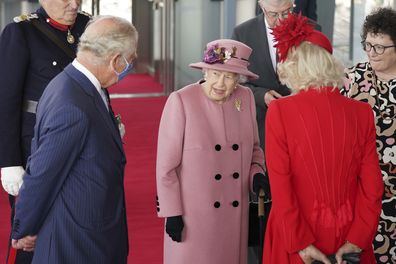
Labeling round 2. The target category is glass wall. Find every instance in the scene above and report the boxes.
[81,0,132,22]
[1,0,396,93]
[333,0,395,67]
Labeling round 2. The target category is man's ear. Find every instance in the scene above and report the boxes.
[109,53,122,72]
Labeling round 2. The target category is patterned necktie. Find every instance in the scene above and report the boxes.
[101,88,118,129]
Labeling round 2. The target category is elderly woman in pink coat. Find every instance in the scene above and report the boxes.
[156,39,269,264]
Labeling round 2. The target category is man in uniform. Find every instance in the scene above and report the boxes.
[0,0,90,263]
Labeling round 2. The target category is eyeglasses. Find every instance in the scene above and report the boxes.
[361,41,396,55]
[263,6,294,20]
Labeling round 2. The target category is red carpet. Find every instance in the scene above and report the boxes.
[0,192,10,263]
[109,74,164,94]
[113,97,166,264]
[0,96,168,264]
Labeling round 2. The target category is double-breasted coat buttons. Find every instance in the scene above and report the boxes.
[156,195,160,212]
[213,144,241,209]
[215,143,239,151]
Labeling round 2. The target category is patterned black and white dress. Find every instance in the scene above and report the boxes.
[343,62,396,264]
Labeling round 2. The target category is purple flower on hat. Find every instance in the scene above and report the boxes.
[203,44,236,64]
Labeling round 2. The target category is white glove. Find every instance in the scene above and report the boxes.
[119,122,126,138]
[1,166,25,196]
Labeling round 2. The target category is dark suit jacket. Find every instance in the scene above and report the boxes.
[294,0,318,21]
[0,8,90,168]
[12,65,128,264]
[231,13,291,147]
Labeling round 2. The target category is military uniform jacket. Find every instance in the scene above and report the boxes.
[0,7,90,167]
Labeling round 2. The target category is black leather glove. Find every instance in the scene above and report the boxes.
[312,252,361,264]
[253,173,271,200]
[165,215,184,242]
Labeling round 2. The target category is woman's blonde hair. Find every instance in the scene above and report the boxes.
[277,41,344,92]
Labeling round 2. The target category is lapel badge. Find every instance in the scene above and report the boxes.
[115,114,122,126]
[234,99,241,112]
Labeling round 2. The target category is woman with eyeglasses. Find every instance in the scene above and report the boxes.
[342,7,396,264]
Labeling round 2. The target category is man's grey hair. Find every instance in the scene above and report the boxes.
[78,15,138,63]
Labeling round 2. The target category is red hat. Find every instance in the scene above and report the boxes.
[272,13,333,62]
[189,39,259,79]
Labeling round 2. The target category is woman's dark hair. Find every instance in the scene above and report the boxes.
[361,7,396,45]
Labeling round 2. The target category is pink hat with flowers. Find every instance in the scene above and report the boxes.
[189,39,259,79]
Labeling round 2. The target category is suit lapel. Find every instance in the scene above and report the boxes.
[93,92,124,153]
[64,65,124,154]
[256,14,278,78]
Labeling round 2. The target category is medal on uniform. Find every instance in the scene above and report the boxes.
[67,29,75,44]
[234,99,241,112]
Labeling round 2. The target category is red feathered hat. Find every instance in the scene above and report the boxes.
[272,13,332,62]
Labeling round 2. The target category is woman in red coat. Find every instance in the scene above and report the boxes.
[263,14,383,264]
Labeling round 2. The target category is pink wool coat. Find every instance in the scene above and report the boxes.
[156,82,264,264]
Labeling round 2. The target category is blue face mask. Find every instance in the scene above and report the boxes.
[115,56,133,82]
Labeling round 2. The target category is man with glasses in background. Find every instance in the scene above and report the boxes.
[0,0,90,263]
[232,0,294,150]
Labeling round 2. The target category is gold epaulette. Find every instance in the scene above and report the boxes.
[13,13,39,23]
[78,10,92,18]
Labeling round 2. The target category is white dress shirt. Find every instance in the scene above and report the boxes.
[264,18,278,72]
[72,59,108,111]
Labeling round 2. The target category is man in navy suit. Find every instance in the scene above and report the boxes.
[10,15,138,263]
[0,1,90,263]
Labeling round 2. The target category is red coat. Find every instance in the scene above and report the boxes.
[264,87,383,263]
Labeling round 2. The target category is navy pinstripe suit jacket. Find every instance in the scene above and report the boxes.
[12,64,128,264]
